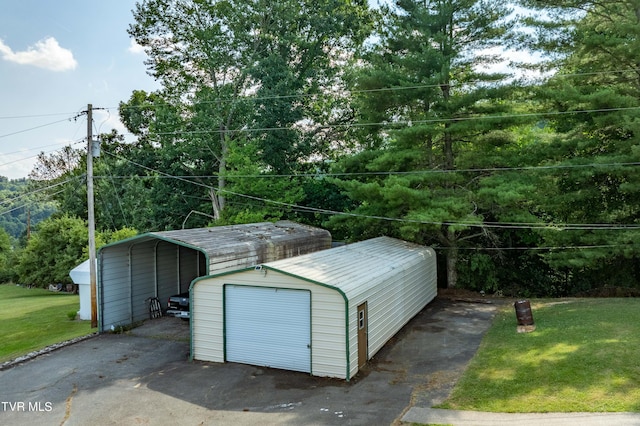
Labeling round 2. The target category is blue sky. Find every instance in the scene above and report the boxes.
[0,1,159,180]
[0,2,533,181]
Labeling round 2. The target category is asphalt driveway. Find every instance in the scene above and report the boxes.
[0,296,500,425]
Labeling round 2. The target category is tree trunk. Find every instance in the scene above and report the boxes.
[209,188,221,221]
[218,135,227,213]
[443,129,454,170]
[438,225,459,288]
[446,244,459,288]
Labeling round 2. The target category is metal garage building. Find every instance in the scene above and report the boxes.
[97,221,331,332]
[190,236,437,380]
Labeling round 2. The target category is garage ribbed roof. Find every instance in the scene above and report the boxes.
[261,236,435,300]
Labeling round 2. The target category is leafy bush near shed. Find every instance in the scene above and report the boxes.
[14,215,89,287]
[13,215,137,288]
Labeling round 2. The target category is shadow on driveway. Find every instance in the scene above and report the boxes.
[0,296,501,425]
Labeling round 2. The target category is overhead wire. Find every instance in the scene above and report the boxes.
[102,105,640,139]
[0,111,82,120]
[4,144,633,251]
[0,188,67,217]
[99,147,640,233]
[452,244,640,251]
[0,176,81,217]
[3,69,640,170]
[1,66,638,129]
[92,160,640,180]
[0,176,80,207]
[97,67,640,111]
[3,66,640,246]
[0,117,75,139]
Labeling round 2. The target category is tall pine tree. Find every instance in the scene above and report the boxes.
[331,0,516,287]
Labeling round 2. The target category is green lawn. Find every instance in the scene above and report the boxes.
[439,298,640,413]
[0,284,92,364]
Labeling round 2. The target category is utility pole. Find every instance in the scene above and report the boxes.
[87,104,98,329]
[26,208,31,241]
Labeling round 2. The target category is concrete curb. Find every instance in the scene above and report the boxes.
[0,332,98,371]
[402,407,640,426]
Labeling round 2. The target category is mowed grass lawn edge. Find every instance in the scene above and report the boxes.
[438,298,640,413]
[0,284,92,364]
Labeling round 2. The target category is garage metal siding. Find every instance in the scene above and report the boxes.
[225,285,311,373]
[179,246,201,293]
[345,246,437,379]
[130,242,157,323]
[192,281,224,362]
[156,241,179,309]
[99,247,130,330]
[192,269,348,379]
[308,291,347,377]
[255,237,437,380]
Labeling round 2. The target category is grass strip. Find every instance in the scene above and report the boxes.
[439,298,640,413]
[0,284,92,364]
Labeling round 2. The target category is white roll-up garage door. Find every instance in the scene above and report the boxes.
[225,285,311,373]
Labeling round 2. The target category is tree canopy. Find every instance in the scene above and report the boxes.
[6,0,640,295]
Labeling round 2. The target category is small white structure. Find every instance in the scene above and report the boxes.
[69,259,95,320]
[191,236,437,380]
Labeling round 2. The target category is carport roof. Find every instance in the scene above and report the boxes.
[99,220,331,259]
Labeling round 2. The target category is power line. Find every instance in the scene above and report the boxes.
[220,188,640,231]
[0,188,68,217]
[0,117,75,139]
[93,160,640,180]
[2,67,638,124]
[438,244,640,252]
[0,176,79,216]
[117,105,640,139]
[0,139,85,172]
[97,140,640,178]
[0,111,80,120]
[100,149,640,232]
[104,68,640,110]
[0,177,81,208]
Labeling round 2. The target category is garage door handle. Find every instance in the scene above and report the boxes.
[307,344,311,349]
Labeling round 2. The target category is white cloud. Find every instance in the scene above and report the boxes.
[0,151,37,181]
[127,39,145,55]
[0,37,77,72]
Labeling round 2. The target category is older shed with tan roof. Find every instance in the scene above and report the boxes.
[97,221,331,332]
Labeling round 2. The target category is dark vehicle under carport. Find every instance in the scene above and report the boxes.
[97,221,331,332]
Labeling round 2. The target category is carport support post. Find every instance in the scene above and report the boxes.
[87,104,98,329]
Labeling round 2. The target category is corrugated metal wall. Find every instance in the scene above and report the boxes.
[179,245,201,293]
[346,247,437,379]
[192,238,437,381]
[99,244,130,331]
[99,239,204,331]
[156,241,179,309]
[192,269,347,379]
[98,222,331,333]
[130,242,156,323]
